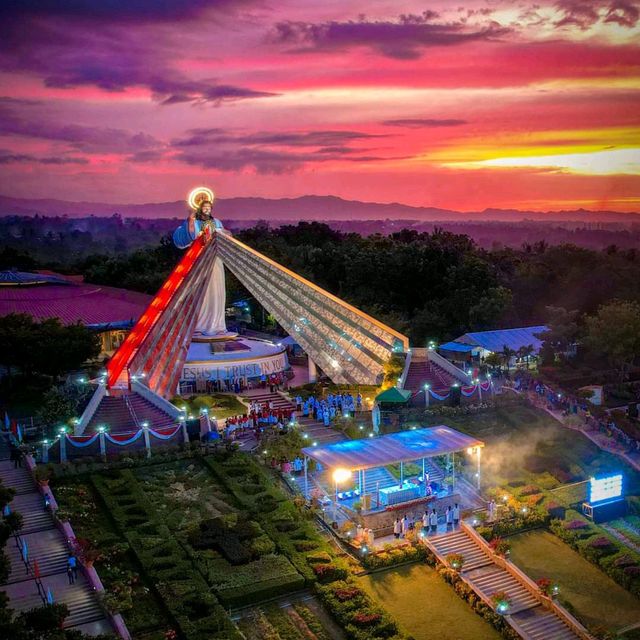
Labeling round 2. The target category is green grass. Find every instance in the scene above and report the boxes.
[509,530,640,633]
[357,564,502,640]
[171,393,247,420]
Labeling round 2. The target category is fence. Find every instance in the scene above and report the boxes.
[42,424,190,463]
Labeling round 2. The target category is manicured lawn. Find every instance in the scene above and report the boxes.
[509,530,640,633]
[358,564,502,640]
[171,393,247,419]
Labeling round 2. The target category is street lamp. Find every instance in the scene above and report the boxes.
[332,468,352,522]
[424,383,430,407]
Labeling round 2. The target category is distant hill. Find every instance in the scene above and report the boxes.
[0,193,637,224]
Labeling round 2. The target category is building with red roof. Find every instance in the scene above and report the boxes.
[0,270,151,354]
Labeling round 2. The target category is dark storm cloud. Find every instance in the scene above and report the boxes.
[382,118,468,128]
[271,12,510,59]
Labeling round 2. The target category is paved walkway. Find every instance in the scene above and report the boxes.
[0,434,111,636]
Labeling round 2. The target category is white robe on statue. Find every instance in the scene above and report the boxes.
[196,256,227,335]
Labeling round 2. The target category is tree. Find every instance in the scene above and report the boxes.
[484,352,502,372]
[0,315,100,381]
[517,344,536,369]
[536,306,580,364]
[584,300,640,384]
[502,346,516,369]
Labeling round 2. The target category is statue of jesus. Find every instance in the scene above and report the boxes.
[173,188,229,337]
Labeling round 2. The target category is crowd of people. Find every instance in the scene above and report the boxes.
[392,503,461,538]
[221,399,296,439]
[295,392,363,426]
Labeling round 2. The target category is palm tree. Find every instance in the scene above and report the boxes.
[502,345,516,370]
[521,344,535,369]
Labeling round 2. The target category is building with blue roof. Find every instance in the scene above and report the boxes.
[439,325,548,367]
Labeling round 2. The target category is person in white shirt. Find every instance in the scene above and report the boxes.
[400,515,407,537]
[453,503,460,527]
[429,509,438,533]
[422,511,429,535]
[445,506,453,528]
[393,518,401,539]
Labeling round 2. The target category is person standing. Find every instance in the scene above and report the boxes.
[400,514,407,538]
[67,554,77,584]
[453,503,460,527]
[422,510,429,534]
[429,508,438,533]
[393,517,401,539]
[445,505,453,529]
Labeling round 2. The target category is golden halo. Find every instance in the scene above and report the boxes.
[188,186,215,211]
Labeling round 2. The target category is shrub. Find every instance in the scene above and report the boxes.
[489,537,510,556]
[565,519,589,530]
[312,563,348,583]
[446,553,465,570]
[519,485,540,496]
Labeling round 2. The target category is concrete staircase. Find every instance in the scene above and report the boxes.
[86,392,177,433]
[0,451,111,635]
[424,526,590,640]
[404,358,458,394]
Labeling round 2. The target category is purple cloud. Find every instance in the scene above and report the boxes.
[0,0,248,22]
[382,118,468,128]
[271,12,510,59]
[0,98,163,154]
[555,0,639,29]
[0,15,275,106]
[172,129,385,148]
[0,151,88,165]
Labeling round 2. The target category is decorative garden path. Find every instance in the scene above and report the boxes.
[423,524,593,640]
[0,434,112,636]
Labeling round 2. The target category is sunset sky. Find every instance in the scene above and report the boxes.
[0,0,639,211]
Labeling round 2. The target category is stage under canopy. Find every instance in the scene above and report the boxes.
[301,425,483,471]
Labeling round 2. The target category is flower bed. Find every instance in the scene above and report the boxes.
[361,543,428,570]
[316,579,411,640]
[550,510,640,598]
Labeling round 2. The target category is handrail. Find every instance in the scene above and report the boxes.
[427,349,471,383]
[397,350,412,390]
[461,523,594,640]
[75,382,107,435]
[123,394,141,429]
[131,381,182,419]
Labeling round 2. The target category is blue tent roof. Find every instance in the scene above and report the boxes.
[302,426,484,471]
[455,325,547,354]
[439,342,476,353]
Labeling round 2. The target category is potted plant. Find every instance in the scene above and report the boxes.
[491,591,511,614]
[536,577,559,598]
[489,536,511,557]
[445,553,465,571]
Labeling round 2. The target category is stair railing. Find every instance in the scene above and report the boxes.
[124,395,141,429]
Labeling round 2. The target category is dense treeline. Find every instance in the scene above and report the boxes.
[3,221,640,345]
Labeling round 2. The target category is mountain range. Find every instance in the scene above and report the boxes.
[0,194,637,224]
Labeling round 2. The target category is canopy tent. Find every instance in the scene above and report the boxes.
[302,425,483,472]
[375,387,412,404]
